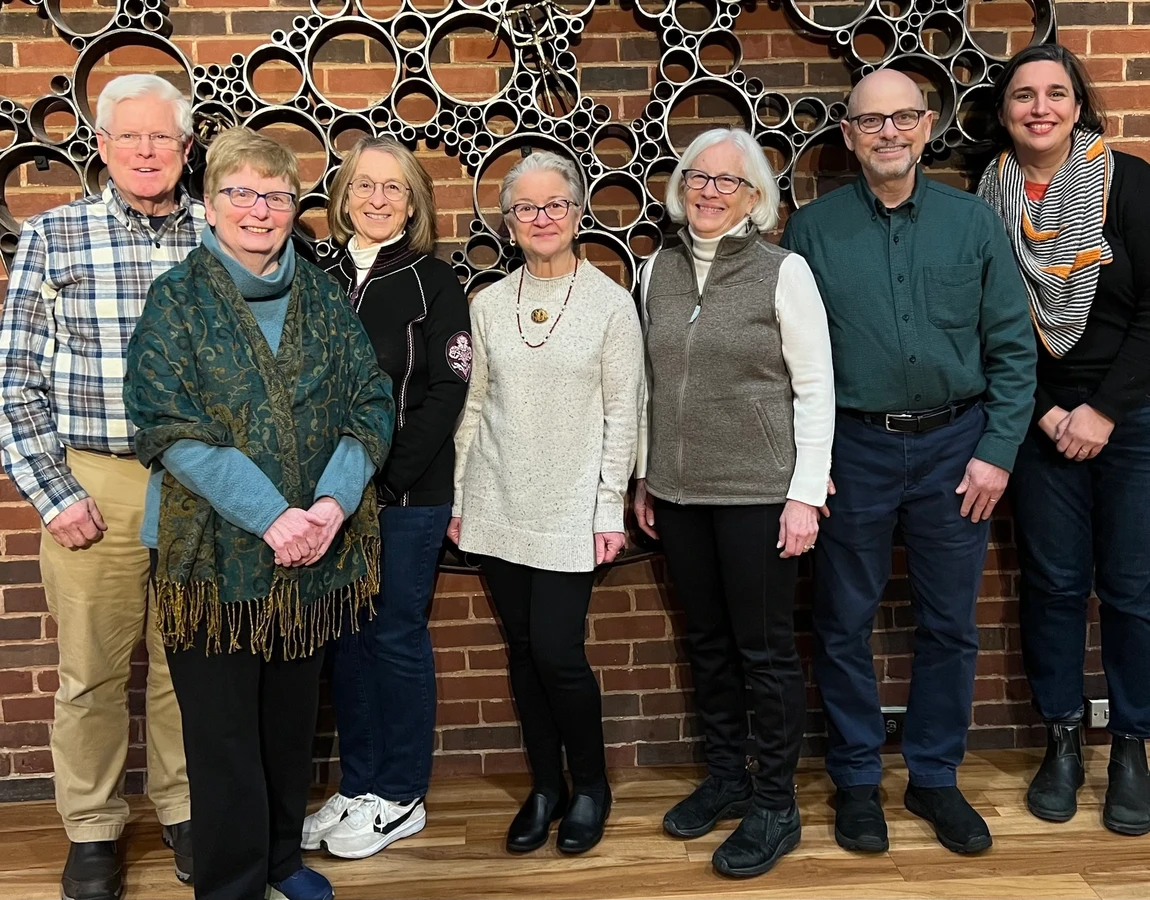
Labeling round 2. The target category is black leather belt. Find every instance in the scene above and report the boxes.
[839,397,980,434]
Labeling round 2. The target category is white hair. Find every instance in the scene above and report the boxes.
[500,150,585,214]
[95,74,193,139]
[665,128,781,232]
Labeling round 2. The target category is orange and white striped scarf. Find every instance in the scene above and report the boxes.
[977,127,1113,357]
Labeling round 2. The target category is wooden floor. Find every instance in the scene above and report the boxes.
[1,748,1149,899]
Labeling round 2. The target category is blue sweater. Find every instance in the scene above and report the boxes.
[140,230,374,548]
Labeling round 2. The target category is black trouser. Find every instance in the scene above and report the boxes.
[166,631,325,900]
[655,500,804,810]
[481,556,605,794]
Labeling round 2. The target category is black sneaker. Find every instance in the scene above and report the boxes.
[905,785,992,854]
[834,785,888,852]
[1027,722,1084,823]
[663,774,752,838]
[1104,735,1150,836]
[712,802,801,878]
[61,841,122,900]
[161,820,193,886]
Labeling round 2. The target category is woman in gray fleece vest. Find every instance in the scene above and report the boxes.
[634,128,835,878]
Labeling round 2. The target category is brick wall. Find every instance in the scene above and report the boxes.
[1,0,1147,798]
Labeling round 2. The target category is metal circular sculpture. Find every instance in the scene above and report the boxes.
[0,0,1056,285]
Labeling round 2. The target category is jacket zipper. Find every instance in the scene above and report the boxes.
[673,256,717,502]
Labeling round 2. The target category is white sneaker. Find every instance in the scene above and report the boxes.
[321,794,427,859]
[302,793,356,851]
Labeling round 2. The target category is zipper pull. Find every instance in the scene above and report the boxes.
[688,302,701,324]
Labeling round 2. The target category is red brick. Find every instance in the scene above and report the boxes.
[437,674,511,701]
[434,573,483,593]
[4,587,47,613]
[1085,57,1125,82]
[1090,30,1150,55]
[437,702,480,726]
[2,696,54,722]
[3,532,40,556]
[480,699,517,723]
[589,590,632,614]
[0,722,50,748]
[433,649,466,672]
[432,595,470,620]
[0,481,23,503]
[35,671,58,694]
[0,672,33,695]
[1059,28,1090,54]
[592,614,667,641]
[431,753,482,777]
[11,749,52,775]
[481,749,529,774]
[467,647,508,670]
[770,32,829,59]
[585,642,630,667]
[0,617,41,641]
[601,667,671,692]
[429,622,504,648]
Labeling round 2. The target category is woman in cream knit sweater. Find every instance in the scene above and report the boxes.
[449,151,643,855]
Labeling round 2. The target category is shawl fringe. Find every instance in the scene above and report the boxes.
[156,535,380,660]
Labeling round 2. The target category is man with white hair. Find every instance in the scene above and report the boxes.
[782,69,1036,856]
[0,74,203,900]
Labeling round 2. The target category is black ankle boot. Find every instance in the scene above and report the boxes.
[506,786,569,853]
[556,784,611,854]
[61,841,122,900]
[162,820,194,886]
[1027,722,1085,822]
[1104,735,1150,836]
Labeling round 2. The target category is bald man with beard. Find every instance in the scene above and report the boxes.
[781,70,1036,855]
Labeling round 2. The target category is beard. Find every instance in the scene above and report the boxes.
[863,143,918,179]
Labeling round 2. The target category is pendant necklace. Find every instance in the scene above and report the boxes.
[516,260,578,349]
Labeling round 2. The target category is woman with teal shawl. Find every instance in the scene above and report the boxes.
[123,128,394,900]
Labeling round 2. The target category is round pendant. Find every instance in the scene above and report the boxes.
[531,308,549,324]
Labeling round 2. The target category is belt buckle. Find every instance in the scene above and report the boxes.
[884,412,915,433]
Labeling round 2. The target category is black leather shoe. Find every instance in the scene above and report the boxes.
[1027,722,1085,823]
[161,820,194,886]
[834,785,888,852]
[556,785,611,854]
[712,802,801,878]
[905,785,992,854]
[61,841,122,900]
[1104,735,1150,836]
[506,787,568,853]
[663,774,752,838]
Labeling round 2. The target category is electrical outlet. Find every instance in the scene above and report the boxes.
[881,706,907,744]
[1087,698,1110,729]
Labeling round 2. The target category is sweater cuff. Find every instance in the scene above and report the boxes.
[973,433,1020,474]
[593,497,625,534]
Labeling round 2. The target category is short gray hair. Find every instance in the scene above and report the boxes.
[665,128,781,232]
[499,150,585,215]
[95,74,193,139]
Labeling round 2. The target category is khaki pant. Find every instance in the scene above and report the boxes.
[40,449,189,841]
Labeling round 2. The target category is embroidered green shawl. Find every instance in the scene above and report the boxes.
[125,246,395,659]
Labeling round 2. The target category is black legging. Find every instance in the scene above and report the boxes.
[481,556,604,794]
[654,499,805,810]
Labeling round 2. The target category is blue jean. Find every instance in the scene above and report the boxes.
[330,503,451,801]
[813,405,991,789]
[1013,394,1150,738]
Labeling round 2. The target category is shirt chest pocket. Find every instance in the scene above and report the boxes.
[924,263,982,329]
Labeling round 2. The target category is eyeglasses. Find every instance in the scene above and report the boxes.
[847,109,927,134]
[350,178,411,202]
[100,130,185,150]
[505,199,577,223]
[681,169,753,195]
[217,187,297,212]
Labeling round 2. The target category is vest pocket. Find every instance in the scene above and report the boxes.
[753,398,791,471]
[924,263,981,329]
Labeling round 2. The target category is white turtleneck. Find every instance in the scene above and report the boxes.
[349,231,406,285]
[637,221,836,507]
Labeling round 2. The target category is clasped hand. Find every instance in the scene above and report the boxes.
[263,497,346,567]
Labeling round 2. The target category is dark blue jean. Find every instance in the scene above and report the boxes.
[1013,394,1150,738]
[331,502,451,801]
[813,405,991,789]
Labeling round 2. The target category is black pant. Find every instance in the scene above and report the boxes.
[166,632,325,900]
[481,556,605,793]
[655,500,804,809]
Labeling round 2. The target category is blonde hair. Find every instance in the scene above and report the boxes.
[327,136,437,254]
[665,128,781,232]
[203,127,301,203]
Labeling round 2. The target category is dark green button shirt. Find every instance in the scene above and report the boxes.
[779,170,1037,472]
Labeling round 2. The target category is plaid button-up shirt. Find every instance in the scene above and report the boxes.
[0,182,206,522]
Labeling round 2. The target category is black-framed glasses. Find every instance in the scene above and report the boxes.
[217,186,297,212]
[505,199,577,223]
[350,178,411,202]
[681,169,753,194]
[100,130,185,150]
[847,109,927,134]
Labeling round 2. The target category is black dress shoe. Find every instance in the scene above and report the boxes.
[663,774,752,838]
[161,820,194,886]
[905,785,992,854]
[1028,722,1085,823]
[834,785,888,852]
[506,787,568,853]
[556,785,611,854]
[61,841,122,900]
[1104,735,1150,836]
[712,802,801,878]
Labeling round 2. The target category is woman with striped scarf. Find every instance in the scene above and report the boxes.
[978,43,1150,836]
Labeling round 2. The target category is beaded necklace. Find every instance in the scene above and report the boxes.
[515,259,579,349]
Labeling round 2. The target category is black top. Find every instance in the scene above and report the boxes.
[1032,150,1150,426]
[323,239,471,507]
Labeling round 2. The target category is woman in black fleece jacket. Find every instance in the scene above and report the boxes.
[303,136,471,859]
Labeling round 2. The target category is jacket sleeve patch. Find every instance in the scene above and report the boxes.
[446,331,473,381]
